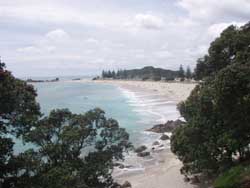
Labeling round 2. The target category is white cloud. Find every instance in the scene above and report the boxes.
[177,0,250,22]
[85,38,100,45]
[45,29,69,41]
[2,0,250,77]
[153,50,172,58]
[125,13,165,30]
[16,29,70,55]
[208,22,245,38]
[17,46,41,53]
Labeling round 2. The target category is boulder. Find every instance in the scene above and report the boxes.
[146,119,185,133]
[152,141,160,146]
[134,145,147,153]
[184,176,190,182]
[160,134,170,140]
[137,151,150,157]
[190,176,200,184]
[121,181,132,188]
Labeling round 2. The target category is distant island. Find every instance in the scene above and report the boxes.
[26,77,60,83]
[95,65,193,81]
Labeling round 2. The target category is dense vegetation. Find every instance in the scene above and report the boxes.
[171,22,250,187]
[101,65,192,81]
[194,23,250,80]
[0,61,131,188]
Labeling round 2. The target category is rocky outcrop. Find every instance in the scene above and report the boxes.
[160,134,170,140]
[121,181,132,188]
[147,119,185,133]
[137,151,150,157]
[152,141,160,145]
[190,176,200,184]
[134,145,147,153]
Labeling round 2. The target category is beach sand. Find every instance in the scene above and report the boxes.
[93,80,196,103]
[80,79,197,188]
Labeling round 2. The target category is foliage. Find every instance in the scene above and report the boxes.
[185,66,192,79]
[171,22,250,181]
[194,22,250,80]
[0,61,131,188]
[0,59,41,183]
[172,64,250,175]
[102,66,179,81]
[214,165,250,188]
[178,65,185,79]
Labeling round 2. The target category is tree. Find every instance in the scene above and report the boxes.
[14,108,131,188]
[0,61,131,188]
[0,59,41,186]
[178,64,185,80]
[185,66,192,79]
[194,22,250,80]
[171,23,250,177]
[112,70,116,78]
[172,64,250,175]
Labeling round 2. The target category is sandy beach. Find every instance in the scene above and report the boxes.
[93,80,196,103]
[90,80,197,188]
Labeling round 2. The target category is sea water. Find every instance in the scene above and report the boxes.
[14,80,180,153]
[13,80,181,175]
[32,80,180,146]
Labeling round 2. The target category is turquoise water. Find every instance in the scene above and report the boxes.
[34,81,148,145]
[13,80,179,153]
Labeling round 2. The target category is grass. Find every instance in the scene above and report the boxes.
[214,165,250,188]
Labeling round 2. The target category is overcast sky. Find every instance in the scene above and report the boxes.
[1,0,249,77]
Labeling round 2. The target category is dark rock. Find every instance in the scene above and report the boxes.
[160,134,170,140]
[152,141,160,145]
[146,119,185,133]
[137,151,150,157]
[190,176,200,184]
[118,164,125,169]
[134,145,147,153]
[184,176,190,182]
[114,162,122,167]
[121,181,132,188]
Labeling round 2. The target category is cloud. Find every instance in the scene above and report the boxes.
[17,46,41,53]
[153,50,172,58]
[125,13,165,30]
[45,29,69,41]
[208,22,245,38]
[85,38,100,45]
[2,0,250,77]
[17,29,70,54]
[177,0,250,22]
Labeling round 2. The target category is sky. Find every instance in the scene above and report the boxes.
[0,0,250,77]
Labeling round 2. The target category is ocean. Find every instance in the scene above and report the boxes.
[14,80,181,175]
[32,81,179,146]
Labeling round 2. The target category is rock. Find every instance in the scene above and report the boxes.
[160,134,170,140]
[184,176,190,182]
[152,141,160,145]
[190,176,200,184]
[121,181,132,188]
[137,151,150,157]
[118,164,125,169]
[146,119,185,133]
[134,145,147,153]
[114,162,121,167]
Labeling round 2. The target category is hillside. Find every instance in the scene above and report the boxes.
[101,66,180,81]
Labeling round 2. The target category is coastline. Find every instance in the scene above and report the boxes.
[90,80,197,188]
[92,80,196,103]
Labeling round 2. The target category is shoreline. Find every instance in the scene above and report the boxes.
[89,80,197,188]
[92,79,196,103]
